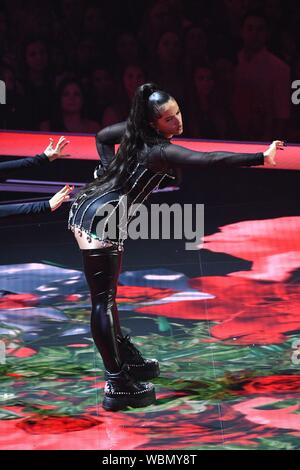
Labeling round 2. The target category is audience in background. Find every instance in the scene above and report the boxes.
[0,0,299,143]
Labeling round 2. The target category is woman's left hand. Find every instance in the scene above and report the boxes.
[263,140,285,166]
[44,136,70,161]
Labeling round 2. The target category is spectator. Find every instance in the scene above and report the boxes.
[214,57,237,138]
[186,64,230,139]
[149,31,184,105]
[19,37,54,130]
[232,10,291,140]
[114,31,141,69]
[88,65,117,123]
[83,3,106,40]
[74,36,98,78]
[54,0,85,65]
[183,25,210,81]
[210,0,250,60]
[102,64,145,127]
[139,0,182,56]
[0,63,25,129]
[40,78,99,133]
[21,2,54,39]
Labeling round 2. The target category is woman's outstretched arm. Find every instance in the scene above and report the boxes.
[147,140,284,171]
[164,144,265,167]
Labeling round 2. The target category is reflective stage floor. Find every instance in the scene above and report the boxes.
[0,145,299,450]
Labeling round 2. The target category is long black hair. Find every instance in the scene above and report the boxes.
[74,82,174,200]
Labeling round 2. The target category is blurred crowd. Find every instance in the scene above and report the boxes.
[1,0,300,142]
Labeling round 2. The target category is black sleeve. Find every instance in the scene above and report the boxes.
[94,121,126,177]
[0,153,50,177]
[0,200,51,219]
[147,143,265,172]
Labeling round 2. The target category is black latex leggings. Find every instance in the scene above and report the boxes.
[81,247,123,373]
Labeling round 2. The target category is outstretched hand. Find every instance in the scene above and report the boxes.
[263,140,285,166]
[44,136,70,161]
[49,185,74,212]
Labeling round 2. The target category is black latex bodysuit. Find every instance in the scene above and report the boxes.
[68,121,264,252]
[70,121,265,373]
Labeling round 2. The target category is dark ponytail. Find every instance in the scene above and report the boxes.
[74,83,173,200]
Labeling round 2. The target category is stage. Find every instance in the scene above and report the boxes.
[0,133,299,450]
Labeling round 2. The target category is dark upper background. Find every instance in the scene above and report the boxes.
[0,0,300,143]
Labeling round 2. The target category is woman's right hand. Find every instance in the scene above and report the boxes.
[263,140,285,166]
[49,185,74,212]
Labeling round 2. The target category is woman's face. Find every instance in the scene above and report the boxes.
[157,32,181,64]
[93,69,114,96]
[61,83,83,114]
[26,41,48,73]
[117,33,138,64]
[242,16,267,52]
[149,3,171,32]
[185,27,207,55]
[154,99,183,138]
[123,65,145,99]
[84,6,104,35]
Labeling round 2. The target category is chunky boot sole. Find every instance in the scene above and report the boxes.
[102,387,156,411]
[126,361,160,381]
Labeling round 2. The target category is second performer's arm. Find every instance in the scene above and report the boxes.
[0,184,74,219]
[0,136,70,177]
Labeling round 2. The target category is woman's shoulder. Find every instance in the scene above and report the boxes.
[142,141,172,172]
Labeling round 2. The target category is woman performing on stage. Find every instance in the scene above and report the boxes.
[0,137,72,218]
[68,83,284,412]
